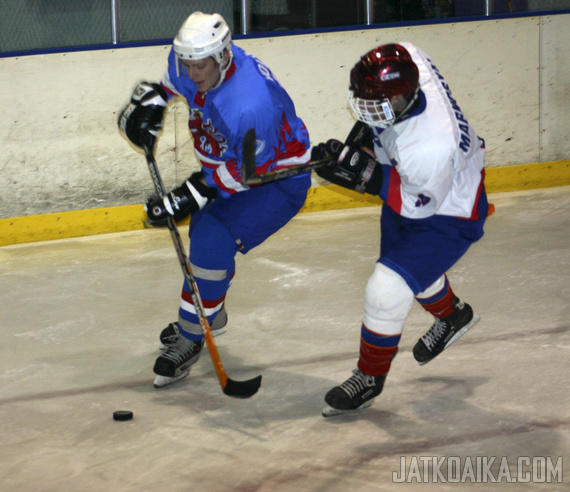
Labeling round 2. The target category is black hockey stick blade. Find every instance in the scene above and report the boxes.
[223,374,263,399]
[241,128,257,185]
[240,127,327,186]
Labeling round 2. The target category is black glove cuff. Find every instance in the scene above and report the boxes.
[188,172,218,202]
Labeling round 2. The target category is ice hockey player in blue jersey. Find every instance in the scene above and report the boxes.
[118,12,311,388]
[312,43,490,416]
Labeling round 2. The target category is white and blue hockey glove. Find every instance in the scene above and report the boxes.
[144,172,217,226]
[118,82,168,149]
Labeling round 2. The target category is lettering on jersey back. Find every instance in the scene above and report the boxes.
[257,63,275,82]
[428,59,471,153]
[252,55,276,83]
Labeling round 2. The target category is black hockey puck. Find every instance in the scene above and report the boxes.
[113,410,133,421]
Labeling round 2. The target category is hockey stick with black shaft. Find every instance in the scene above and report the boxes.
[242,121,369,186]
[143,144,262,398]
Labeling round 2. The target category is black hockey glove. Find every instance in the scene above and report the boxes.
[144,172,217,226]
[311,138,344,163]
[118,82,168,149]
[315,140,383,195]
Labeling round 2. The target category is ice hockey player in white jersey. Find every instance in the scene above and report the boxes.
[118,12,311,388]
[312,43,490,417]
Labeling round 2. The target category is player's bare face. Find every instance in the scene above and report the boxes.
[183,58,221,93]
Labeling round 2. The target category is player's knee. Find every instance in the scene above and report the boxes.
[189,214,237,271]
[363,263,414,334]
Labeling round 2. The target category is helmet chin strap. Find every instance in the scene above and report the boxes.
[206,50,234,92]
[393,86,421,123]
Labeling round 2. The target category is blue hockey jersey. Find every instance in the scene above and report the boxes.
[161,44,311,198]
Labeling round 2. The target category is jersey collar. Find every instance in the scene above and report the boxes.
[397,89,426,123]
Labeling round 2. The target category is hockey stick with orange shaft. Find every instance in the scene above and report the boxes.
[143,144,262,398]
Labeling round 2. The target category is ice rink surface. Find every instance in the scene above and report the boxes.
[1,187,569,491]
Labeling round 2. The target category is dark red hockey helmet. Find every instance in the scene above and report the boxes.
[348,44,420,127]
[350,44,419,101]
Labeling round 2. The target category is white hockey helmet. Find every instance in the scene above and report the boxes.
[173,12,232,65]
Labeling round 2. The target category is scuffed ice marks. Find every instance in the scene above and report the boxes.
[254,258,308,289]
[14,314,96,345]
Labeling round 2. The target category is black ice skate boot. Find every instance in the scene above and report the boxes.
[159,304,228,350]
[322,369,387,417]
[159,322,181,350]
[153,336,204,388]
[413,296,480,366]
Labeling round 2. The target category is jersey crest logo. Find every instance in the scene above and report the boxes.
[188,109,228,157]
[415,194,431,207]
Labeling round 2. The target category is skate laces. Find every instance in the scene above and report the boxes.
[162,323,180,343]
[339,369,377,398]
[161,337,198,364]
[422,318,449,350]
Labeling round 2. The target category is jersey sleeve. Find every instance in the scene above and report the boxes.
[160,48,184,98]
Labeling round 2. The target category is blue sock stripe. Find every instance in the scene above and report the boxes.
[177,327,203,341]
[361,325,401,348]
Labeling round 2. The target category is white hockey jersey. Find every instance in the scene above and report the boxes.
[373,42,486,220]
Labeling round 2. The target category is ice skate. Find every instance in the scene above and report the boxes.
[413,298,480,365]
[159,322,181,350]
[322,369,386,417]
[159,304,228,350]
[153,336,204,388]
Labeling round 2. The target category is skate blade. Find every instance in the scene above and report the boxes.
[153,370,190,388]
[418,315,481,366]
[444,314,480,350]
[322,398,374,418]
